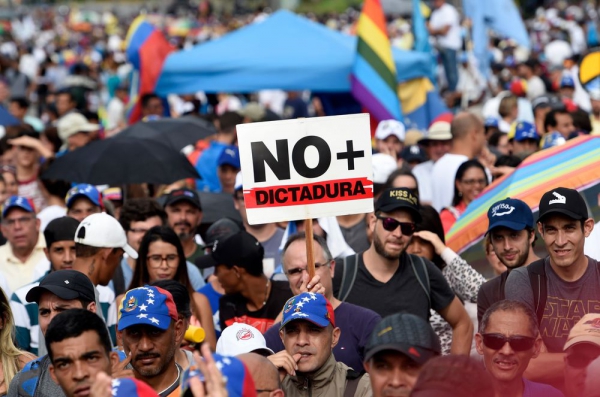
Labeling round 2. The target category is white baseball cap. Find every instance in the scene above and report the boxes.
[372,153,398,184]
[57,113,100,142]
[75,213,138,259]
[375,119,406,142]
[216,322,274,356]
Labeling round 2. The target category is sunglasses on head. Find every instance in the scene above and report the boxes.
[481,333,536,352]
[376,215,415,235]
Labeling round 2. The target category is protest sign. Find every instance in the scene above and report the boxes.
[237,114,374,225]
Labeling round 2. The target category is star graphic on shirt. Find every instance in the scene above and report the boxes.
[146,298,155,305]
[295,302,305,308]
[112,380,121,388]
[302,297,310,303]
[137,313,148,319]
[139,304,148,311]
[150,317,160,325]
[222,357,231,365]
[215,361,224,371]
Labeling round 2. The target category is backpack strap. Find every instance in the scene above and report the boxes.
[526,258,547,325]
[344,369,362,397]
[410,254,431,312]
[338,254,359,302]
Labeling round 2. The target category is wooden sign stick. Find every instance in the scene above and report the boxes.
[305,218,315,281]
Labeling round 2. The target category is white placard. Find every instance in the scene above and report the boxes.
[236,114,374,225]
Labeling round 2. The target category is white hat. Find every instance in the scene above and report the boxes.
[75,213,138,259]
[372,153,398,184]
[420,121,452,143]
[57,113,100,142]
[375,120,406,142]
[216,323,274,356]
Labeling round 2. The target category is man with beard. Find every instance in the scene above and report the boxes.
[118,286,184,397]
[477,198,540,325]
[476,300,564,397]
[163,189,204,265]
[333,187,473,354]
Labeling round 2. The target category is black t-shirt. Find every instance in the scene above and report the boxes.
[219,280,292,334]
[333,252,455,319]
[477,271,509,327]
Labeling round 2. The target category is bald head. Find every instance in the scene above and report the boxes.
[238,353,280,392]
[451,112,482,140]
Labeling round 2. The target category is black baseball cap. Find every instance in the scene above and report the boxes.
[26,270,96,303]
[538,187,588,223]
[364,313,441,365]
[164,189,202,211]
[196,230,264,270]
[375,187,422,222]
[43,217,80,248]
[203,218,244,248]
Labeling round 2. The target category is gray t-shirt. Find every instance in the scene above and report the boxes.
[261,227,285,267]
[339,220,370,254]
[505,257,600,352]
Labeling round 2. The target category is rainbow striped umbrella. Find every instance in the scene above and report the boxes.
[446,135,600,272]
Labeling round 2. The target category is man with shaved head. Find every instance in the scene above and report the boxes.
[238,353,284,396]
[431,112,487,211]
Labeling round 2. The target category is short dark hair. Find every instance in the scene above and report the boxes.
[219,111,244,134]
[56,89,75,102]
[41,127,62,153]
[39,159,71,198]
[415,205,446,269]
[382,169,419,194]
[46,308,112,362]
[75,243,102,258]
[10,97,29,109]
[283,232,333,264]
[571,109,593,133]
[119,198,166,232]
[544,109,571,132]
[17,128,39,140]
[480,300,539,337]
[141,93,160,109]
[494,155,522,168]
[151,279,192,319]
[487,131,505,147]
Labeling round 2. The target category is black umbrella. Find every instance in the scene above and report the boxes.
[115,117,216,150]
[42,137,200,185]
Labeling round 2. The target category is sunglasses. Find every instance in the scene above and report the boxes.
[481,333,536,352]
[376,215,415,235]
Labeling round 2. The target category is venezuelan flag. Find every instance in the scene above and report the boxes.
[351,0,403,122]
[125,16,173,124]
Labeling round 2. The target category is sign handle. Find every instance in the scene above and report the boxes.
[305,218,315,280]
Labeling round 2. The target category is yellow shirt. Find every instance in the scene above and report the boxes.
[0,233,49,295]
[591,115,600,136]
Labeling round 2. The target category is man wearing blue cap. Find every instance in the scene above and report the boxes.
[65,184,103,222]
[216,145,240,194]
[271,292,371,397]
[477,198,539,325]
[509,121,540,157]
[559,75,576,100]
[0,196,48,294]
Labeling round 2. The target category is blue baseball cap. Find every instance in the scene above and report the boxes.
[486,198,534,234]
[65,184,103,209]
[181,353,255,397]
[280,292,335,330]
[118,286,178,331]
[484,117,499,128]
[560,75,575,88]
[512,121,539,142]
[218,145,241,169]
[2,196,35,218]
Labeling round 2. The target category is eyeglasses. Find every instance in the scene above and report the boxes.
[481,333,536,352]
[285,262,330,277]
[461,178,487,186]
[2,216,35,228]
[376,216,415,235]
[147,254,179,268]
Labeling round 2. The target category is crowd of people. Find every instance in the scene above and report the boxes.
[0,0,597,396]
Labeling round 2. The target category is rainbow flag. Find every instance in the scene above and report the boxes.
[350,0,403,122]
[125,16,173,124]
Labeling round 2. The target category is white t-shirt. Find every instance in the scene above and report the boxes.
[526,76,547,100]
[412,160,434,204]
[431,153,468,212]
[429,3,462,50]
[37,205,67,232]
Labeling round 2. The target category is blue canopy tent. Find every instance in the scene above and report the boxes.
[156,10,433,94]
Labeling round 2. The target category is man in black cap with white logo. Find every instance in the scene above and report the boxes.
[505,187,597,386]
[196,230,292,334]
[163,188,204,264]
[333,187,473,355]
[364,312,441,397]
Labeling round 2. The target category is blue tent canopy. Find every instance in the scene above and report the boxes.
[156,10,433,94]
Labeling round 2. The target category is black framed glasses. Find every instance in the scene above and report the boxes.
[376,215,415,235]
[481,333,536,352]
[285,262,330,277]
[147,254,179,268]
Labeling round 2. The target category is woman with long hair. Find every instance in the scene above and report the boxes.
[407,205,485,354]
[0,288,36,395]
[440,160,488,234]
[125,226,216,350]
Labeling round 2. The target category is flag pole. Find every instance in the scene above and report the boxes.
[305,219,315,280]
